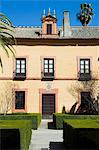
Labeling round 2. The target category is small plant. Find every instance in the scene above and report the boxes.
[69,102,78,114]
[62,106,66,114]
[77,3,94,26]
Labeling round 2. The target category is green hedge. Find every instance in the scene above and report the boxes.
[63,119,99,149]
[0,113,41,129]
[0,120,32,150]
[53,113,99,129]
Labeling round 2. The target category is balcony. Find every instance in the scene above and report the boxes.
[41,72,54,81]
[13,72,26,80]
[78,71,91,81]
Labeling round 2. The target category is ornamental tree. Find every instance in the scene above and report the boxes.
[77,3,94,26]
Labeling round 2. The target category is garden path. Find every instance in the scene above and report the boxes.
[29,119,65,150]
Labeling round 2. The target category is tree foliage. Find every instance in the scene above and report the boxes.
[77,3,94,26]
[69,79,99,114]
[0,81,16,115]
[0,13,16,70]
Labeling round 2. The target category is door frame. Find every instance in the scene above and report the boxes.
[39,88,58,114]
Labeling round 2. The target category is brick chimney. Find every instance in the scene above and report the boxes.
[63,11,71,37]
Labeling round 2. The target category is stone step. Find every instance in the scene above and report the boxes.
[39,119,52,129]
[42,115,53,119]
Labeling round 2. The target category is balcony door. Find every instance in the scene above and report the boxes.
[79,59,91,81]
[15,58,26,79]
[80,59,90,74]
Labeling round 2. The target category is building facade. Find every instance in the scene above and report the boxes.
[0,9,99,116]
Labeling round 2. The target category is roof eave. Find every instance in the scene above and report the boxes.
[14,38,99,46]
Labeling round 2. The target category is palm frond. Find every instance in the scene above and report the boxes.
[0,13,13,26]
[0,57,3,72]
[0,40,10,57]
[0,13,16,70]
[0,36,15,57]
[4,44,15,57]
[0,26,15,34]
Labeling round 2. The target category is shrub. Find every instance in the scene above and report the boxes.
[0,113,41,129]
[53,113,99,129]
[0,120,32,150]
[63,119,99,149]
[62,106,66,114]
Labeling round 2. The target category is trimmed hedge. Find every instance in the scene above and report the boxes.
[63,119,99,149]
[53,113,99,129]
[0,113,41,129]
[0,120,32,150]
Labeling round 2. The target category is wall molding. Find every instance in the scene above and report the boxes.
[0,77,99,80]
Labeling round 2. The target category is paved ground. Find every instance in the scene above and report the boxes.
[29,119,65,150]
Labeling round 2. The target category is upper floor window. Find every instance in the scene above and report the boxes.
[42,58,54,80]
[44,58,54,74]
[14,58,26,79]
[47,24,52,34]
[15,91,25,109]
[78,59,91,81]
[80,59,90,74]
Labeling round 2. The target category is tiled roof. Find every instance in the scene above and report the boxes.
[14,26,99,39]
[14,26,42,38]
[71,27,99,39]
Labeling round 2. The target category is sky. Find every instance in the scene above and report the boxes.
[0,0,99,27]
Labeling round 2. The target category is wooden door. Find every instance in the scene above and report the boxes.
[42,94,55,115]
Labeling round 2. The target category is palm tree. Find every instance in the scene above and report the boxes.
[77,3,94,26]
[0,13,16,70]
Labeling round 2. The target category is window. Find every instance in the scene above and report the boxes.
[79,59,91,81]
[15,58,26,78]
[47,24,52,34]
[42,58,54,80]
[80,59,90,74]
[44,58,54,76]
[15,91,25,109]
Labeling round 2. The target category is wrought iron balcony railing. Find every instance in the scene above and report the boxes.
[13,71,26,80]
[78,71,91,81]
[41,72,54,81]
